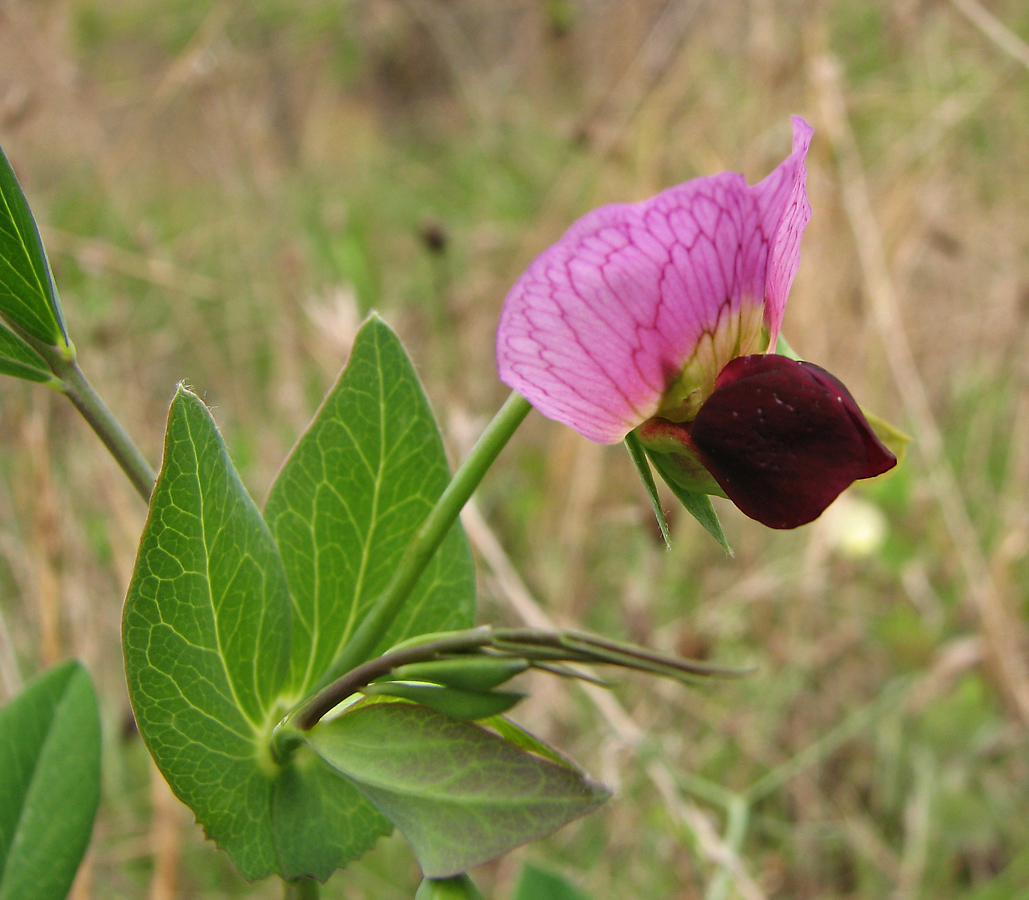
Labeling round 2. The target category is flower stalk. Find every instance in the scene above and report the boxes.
[305,391,532,696]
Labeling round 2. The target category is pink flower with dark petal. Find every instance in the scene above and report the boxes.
[496,117,896,529]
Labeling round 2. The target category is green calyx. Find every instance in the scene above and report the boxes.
[634,418,723,497]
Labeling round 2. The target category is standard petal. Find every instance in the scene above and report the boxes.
[688,355,896,529]
[753,116,813,346]
[496,119,813,444]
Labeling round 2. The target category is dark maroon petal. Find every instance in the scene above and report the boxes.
[689,355,896,529]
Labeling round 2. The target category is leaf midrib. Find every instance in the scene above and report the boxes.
[189,413,263,734]
[0,172,50,326]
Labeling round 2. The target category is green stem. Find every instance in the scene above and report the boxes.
[287,626,494,733]
[57,360,156,503]
[281,617,743,741]
[25,331,157,504]
[307,391,532,697]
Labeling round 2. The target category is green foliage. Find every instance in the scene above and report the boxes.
[390,657,529,691]
[122,385,298,880]
[646,448,731,553]
[623,432,670,548]
[0,325,51,383]
[6,3,1029,897]
[269,745,390,884]
[962,848,1029,900]
[301,201,380,313]
[624,430,733,553]
[914,673,997,754]
[0,145,67,349]
[830,4,890,84]
[124,315,481,883]
[481,717,585,770]
[263,314,476,699]
[307,701,610,879]
[362,682,525,720]
[121,382,390,882]
[0,661,100,900]
[874,604,935,671]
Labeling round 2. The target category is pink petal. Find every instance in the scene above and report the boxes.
[496,118,813,444]
[755,116,813,345]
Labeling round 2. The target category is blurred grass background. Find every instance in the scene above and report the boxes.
[2,0,1029,898]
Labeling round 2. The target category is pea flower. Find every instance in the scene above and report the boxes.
[496,117,895,529]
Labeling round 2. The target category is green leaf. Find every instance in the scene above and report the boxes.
[261,315,476,878]
[647,450,732,553]
[0,144,66,346]
[270,744,390,883]
[391,657,529,691]
[263,314,476,699]
[512,864,591,900]
[0,323,52,383]
[0,661,100,900]
[123,386,294,881]
[125,319,483,882]
[307,702,610,878]
[479,716,586,770]
[362,683,525,720]
[623,432,669,548]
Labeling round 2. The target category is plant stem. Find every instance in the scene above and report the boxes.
[289,626,494,732]
[56,359,156,502]
[302,391,532,703]
[24,328,157,504]
[3,313,156,503]
[282,617,744,740]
